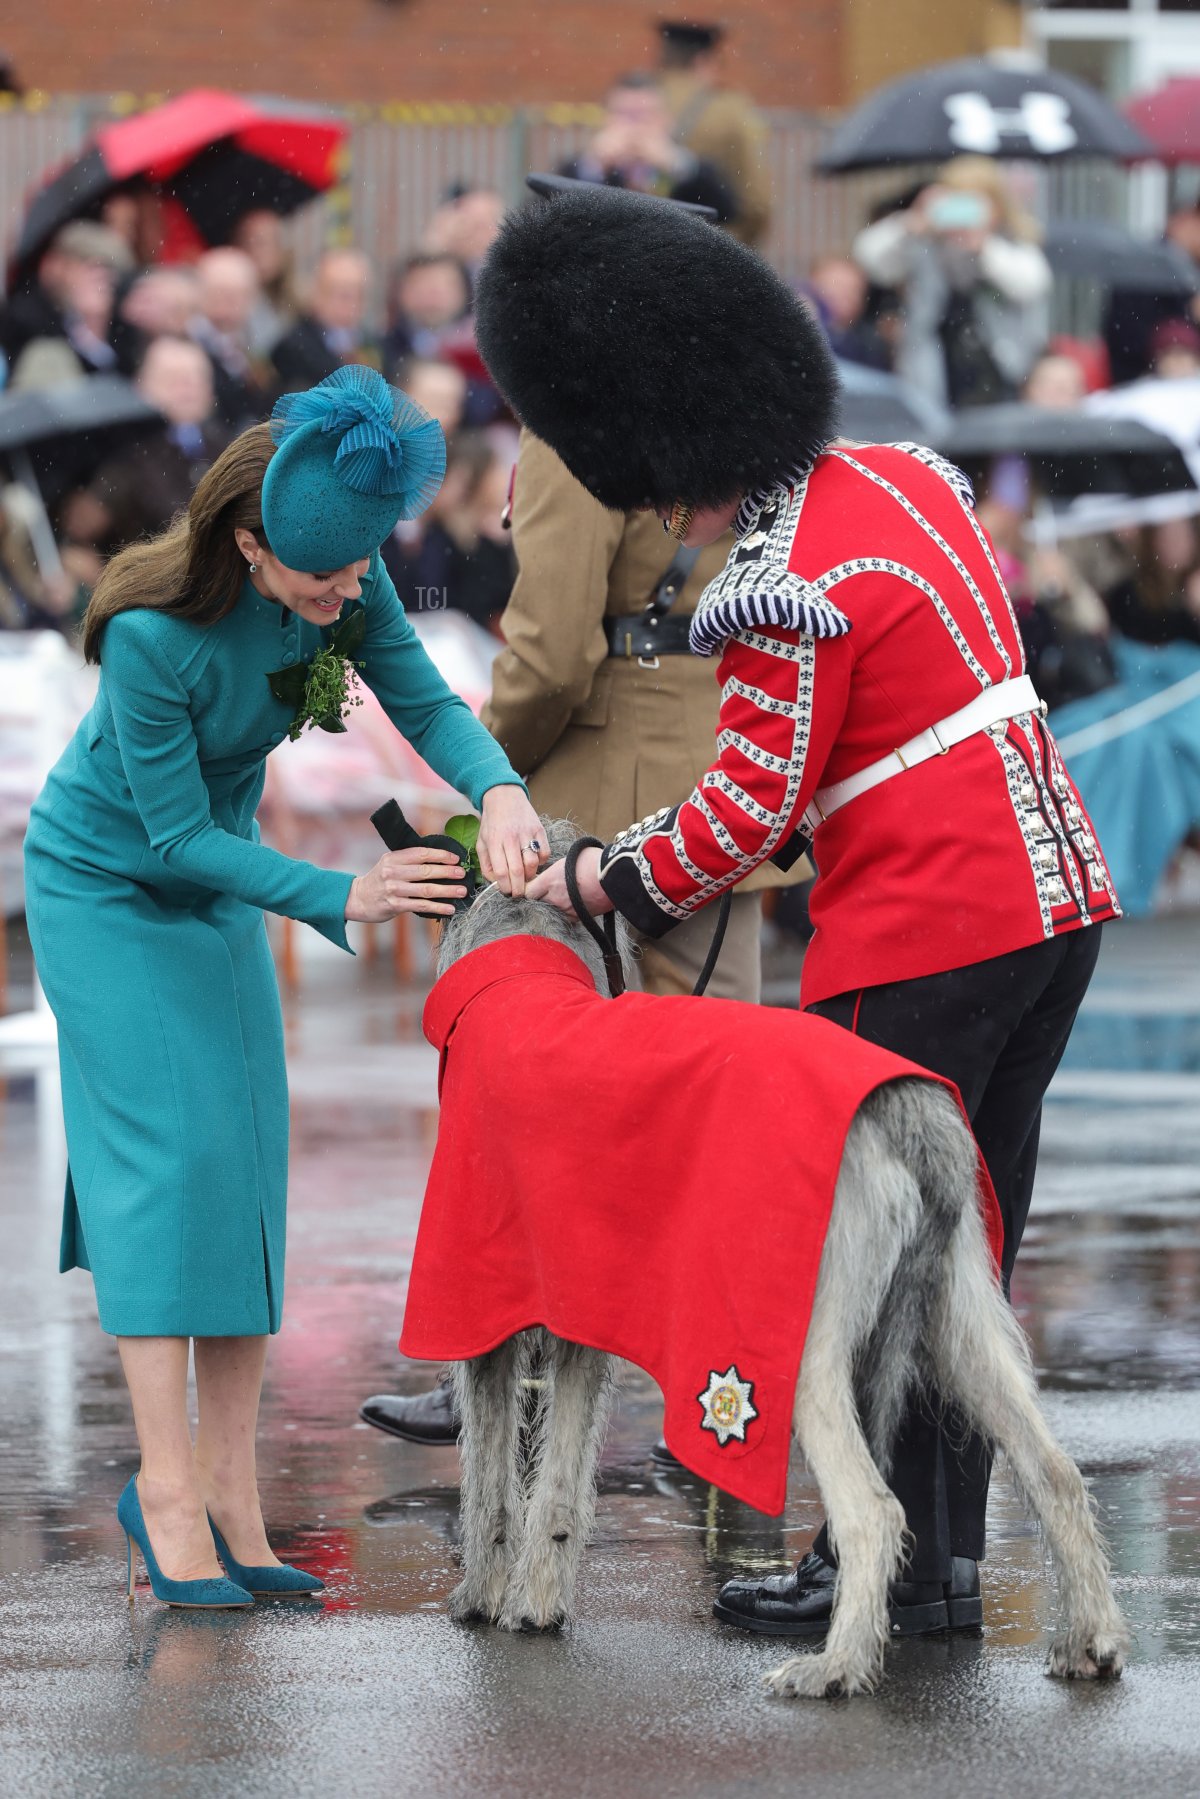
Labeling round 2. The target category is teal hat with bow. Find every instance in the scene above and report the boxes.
[261,365,446,572]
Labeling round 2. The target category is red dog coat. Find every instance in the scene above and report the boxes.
[400,936,1002,1514]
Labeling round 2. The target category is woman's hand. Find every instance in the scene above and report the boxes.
[526,846,611,919]
[346,847,467,922]
[477,785,549,898]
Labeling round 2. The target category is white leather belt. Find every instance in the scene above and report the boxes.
[801,675,1045,833]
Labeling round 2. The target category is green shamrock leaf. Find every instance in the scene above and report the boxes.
[445,813,484,882]
[329,603,367,658]
[267,665,309,708]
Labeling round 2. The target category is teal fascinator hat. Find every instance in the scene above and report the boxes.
[261,364,446,572]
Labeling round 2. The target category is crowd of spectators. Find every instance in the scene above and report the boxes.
[795,156,1200,711]
[0,19,780,644]
[0,190,525,638]
[2,35,1199,728]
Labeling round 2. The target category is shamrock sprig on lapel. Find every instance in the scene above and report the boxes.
[267,602,368,743]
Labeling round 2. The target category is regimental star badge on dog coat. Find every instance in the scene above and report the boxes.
[698,1366,758,1446]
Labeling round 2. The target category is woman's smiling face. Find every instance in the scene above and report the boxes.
[234,526,371,624]
[258,555,372,626]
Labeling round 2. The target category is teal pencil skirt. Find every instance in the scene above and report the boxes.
[23,840,288,1337]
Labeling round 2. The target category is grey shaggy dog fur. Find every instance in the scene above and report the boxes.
[434,819,1129,1698]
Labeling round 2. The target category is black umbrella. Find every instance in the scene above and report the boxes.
[818,58,1150,174]
[1044,220,1200,295]
[0,375,161,456]
[936,405,1196,499]
[0,376,162,574]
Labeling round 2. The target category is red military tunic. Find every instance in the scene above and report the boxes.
[598,443,1120,1007]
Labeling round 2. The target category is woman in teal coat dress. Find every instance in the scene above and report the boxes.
[24,367,545,1606]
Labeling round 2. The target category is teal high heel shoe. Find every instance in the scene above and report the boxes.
[118,1477,254,1609]
[208,1517,325,1597]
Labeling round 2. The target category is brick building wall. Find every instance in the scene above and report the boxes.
[3,0,843,110]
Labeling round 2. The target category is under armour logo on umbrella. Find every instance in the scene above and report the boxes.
[944,91,1079,156]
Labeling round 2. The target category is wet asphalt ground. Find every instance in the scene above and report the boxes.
[1,916,1198,1798]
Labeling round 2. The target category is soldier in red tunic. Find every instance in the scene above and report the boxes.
[475,182,1119,1639]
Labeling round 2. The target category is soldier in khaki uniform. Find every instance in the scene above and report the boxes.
[657,20,772,250]
[360,425,806,1446]
[480,427,797,1003]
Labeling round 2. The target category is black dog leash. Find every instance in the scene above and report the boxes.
[564,837,627,998]
[692,890,732,998]
[564,836,732,1000]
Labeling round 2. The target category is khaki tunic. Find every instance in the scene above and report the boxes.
[481,430,801,902]
[660,73,772,249]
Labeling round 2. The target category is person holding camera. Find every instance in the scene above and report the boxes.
[853,157,1052,410]
[560,71,737,227]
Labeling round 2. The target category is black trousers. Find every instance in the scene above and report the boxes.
[806,925,1104,1583]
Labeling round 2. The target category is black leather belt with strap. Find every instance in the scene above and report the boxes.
[605,542,701,662]
[605,612,694,660]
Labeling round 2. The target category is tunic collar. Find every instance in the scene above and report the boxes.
[422,936,598,1056]
[733,457,820,541]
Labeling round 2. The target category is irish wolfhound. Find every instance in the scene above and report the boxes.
[431,818,1128,1698]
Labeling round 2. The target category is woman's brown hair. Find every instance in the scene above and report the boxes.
[81,422,276,664]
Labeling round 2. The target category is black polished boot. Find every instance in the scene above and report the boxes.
[359,1379,461,1446]
[944,1556,982,1629]
[713,1548,949,1638]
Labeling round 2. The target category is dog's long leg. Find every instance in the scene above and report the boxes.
[448,1334,529,1623]
[930,1199,1129,1681]
[853,1082,978,1477]
[499,1337,616,1631]
[765,1115,920,1699]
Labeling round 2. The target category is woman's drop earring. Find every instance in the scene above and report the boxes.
[249,562,258,575]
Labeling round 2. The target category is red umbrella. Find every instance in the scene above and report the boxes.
[1126,78,1200,166]
[11,88,347,280]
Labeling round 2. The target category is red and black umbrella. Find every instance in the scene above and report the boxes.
[1125,78,1200,167]
[11,88,348,280]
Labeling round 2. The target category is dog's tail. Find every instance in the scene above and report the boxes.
[852,1080,979,1480]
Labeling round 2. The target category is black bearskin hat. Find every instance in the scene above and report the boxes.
[474,183,840,513]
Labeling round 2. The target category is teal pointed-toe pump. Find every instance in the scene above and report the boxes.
[118,1477,254,1609]
[209,1517,325,1597]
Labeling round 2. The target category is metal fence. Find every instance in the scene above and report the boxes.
[0,93,1141,342]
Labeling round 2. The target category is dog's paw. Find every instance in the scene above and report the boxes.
[497,1611,567,1633]
[496,1594,568,1633]
[448,1579,501,1625]
[1045,1631,1127,1681]
[763,1652,878,1700]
